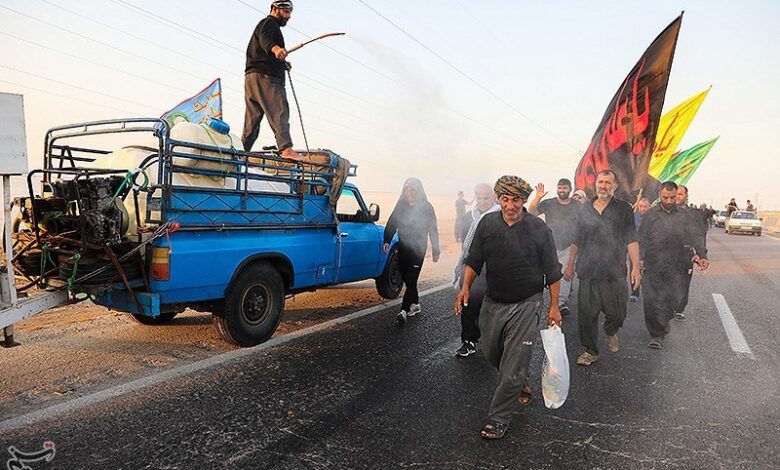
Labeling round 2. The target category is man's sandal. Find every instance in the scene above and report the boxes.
[517,386,532,406]
[480,421,508,440]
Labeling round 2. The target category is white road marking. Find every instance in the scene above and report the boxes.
[764,232,780,242]
[712,293,755,360]
[0,283,454,434]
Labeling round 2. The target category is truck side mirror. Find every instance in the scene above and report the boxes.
[369,203,380,222]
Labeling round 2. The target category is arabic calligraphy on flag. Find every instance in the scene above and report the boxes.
[160,78,222,128]
[574,15,682,202]
[648,88,710,178]
[657,137,718,186]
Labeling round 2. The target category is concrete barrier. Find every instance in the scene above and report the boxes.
[758,212,780,233]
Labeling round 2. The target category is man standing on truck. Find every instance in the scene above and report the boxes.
[242,0,303,161]
[455,175,562,439]
[383,178,440,325]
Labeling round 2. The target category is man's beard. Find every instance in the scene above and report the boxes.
[279,18,288,26]
[597,190,613,200]
[557,191,570,200]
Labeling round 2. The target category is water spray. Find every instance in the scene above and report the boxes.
[285,32,346,155]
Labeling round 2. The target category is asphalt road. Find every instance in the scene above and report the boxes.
[2,230,779,469]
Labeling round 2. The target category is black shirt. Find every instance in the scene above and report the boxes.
[537,198,581,249]
[574,197,638,280]
[679,205,708,258]
[639,205,706,272]
[455,199,467,218]
[383,200,440,259]
[246,15,286,79]
[465,210,563,303]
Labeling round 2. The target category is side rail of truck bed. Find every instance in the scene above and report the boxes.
[153,138,346,229]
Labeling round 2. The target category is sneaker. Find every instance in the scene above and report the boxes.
[576,351,599,366]
[629,295,639,303]
[456,341,477,357]
[559,305,571,316]
[408,303,422,317]
[648,337,663,349]
[396,310,407,325]
[606,334,620,353]
[674,312,686,322]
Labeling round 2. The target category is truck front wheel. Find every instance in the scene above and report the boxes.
[214,262,285,347]
[375,246,403,300]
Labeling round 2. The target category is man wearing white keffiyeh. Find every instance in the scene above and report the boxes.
[452,183,499,357]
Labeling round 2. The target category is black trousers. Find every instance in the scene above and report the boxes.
[398,244,425,311]
[242,73,293,152]
[676,266,693,312]
[577,278,628,355]
[643,270,688,338]
[460,273,486,342]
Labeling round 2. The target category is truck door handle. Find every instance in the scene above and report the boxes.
[340,232,349,237]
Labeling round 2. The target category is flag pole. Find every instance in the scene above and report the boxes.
[287,32,346,54]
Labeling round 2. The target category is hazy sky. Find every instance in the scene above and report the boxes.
[1,0,779,209]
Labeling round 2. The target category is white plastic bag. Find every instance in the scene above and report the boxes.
[540,325,570,409]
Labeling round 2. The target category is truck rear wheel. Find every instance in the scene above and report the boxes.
[375,246,403,300]
[214,262,285,347]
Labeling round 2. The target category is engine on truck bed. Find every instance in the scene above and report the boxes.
[13,171,144,292]
[47,176,130,246]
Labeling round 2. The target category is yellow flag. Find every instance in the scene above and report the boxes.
[648,87,710,178]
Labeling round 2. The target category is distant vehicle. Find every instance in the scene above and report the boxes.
[714,210,728,228]
[725,211,762,236]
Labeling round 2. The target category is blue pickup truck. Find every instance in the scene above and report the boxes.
[16,118,402,346]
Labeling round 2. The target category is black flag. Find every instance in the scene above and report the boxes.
[575,15,683,203]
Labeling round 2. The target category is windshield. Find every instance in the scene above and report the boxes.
[732,212,758,220]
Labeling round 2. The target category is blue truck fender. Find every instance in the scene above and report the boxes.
[225,252,295,295]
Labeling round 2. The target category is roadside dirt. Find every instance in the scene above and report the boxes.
[0,219,462,420]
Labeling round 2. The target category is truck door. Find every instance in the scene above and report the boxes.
[335,187,381,283]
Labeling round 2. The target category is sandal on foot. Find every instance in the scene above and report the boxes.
[517,386,532,406]
[480,421,508,440]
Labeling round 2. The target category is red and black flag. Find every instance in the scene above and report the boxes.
[574,14,683,202]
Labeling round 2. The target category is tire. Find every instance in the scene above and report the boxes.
[130,312,177,325]
[59,254,142,285]
[375,246,403,300]
[16,249,56,277]
[213,262,285,347]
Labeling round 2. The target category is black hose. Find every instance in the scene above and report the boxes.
[287,69,310,155]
